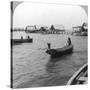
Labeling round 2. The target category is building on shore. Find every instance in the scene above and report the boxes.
[41,24,65,34]
[25,24,66,34]
[72,22,88,36]
[25,25,39,33]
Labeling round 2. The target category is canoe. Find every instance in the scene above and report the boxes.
[46,44,73,58]
[67,63,88,85]
[11,38,33,45]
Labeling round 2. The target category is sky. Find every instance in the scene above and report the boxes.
[13,2,88,30]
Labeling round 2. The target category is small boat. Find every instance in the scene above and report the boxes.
[46,44,73,58]
[67,63,88,85]
[11,38,33,45]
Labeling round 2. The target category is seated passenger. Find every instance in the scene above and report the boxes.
[67,37,71,45]
[27,36,30,39]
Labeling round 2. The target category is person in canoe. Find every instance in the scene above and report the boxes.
[47,43,51,49]
[67,37,71,46]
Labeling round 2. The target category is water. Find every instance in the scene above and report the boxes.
[12,32,87,88]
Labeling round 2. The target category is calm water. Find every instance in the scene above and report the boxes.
[12,32,87,88]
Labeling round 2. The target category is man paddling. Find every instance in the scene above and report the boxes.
[47,43,51,49]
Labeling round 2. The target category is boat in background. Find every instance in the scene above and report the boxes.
[46,44,73,58]
[11,38,33,45]
[67,63,88,85]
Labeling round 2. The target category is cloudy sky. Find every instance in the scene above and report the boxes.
[13,2,87,30]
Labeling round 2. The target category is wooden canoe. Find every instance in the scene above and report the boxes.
[46,44,73,58]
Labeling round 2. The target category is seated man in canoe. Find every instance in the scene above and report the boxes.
[67,37,72,46]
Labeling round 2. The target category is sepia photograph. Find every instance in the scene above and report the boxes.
[11,1,88,89]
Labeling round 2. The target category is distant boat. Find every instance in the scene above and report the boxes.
[46,44,73,58]
[11,38,33,45]
[67,63,88,85]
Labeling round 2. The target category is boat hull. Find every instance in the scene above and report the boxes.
[46,44,73,58]
[67,63,88,85]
